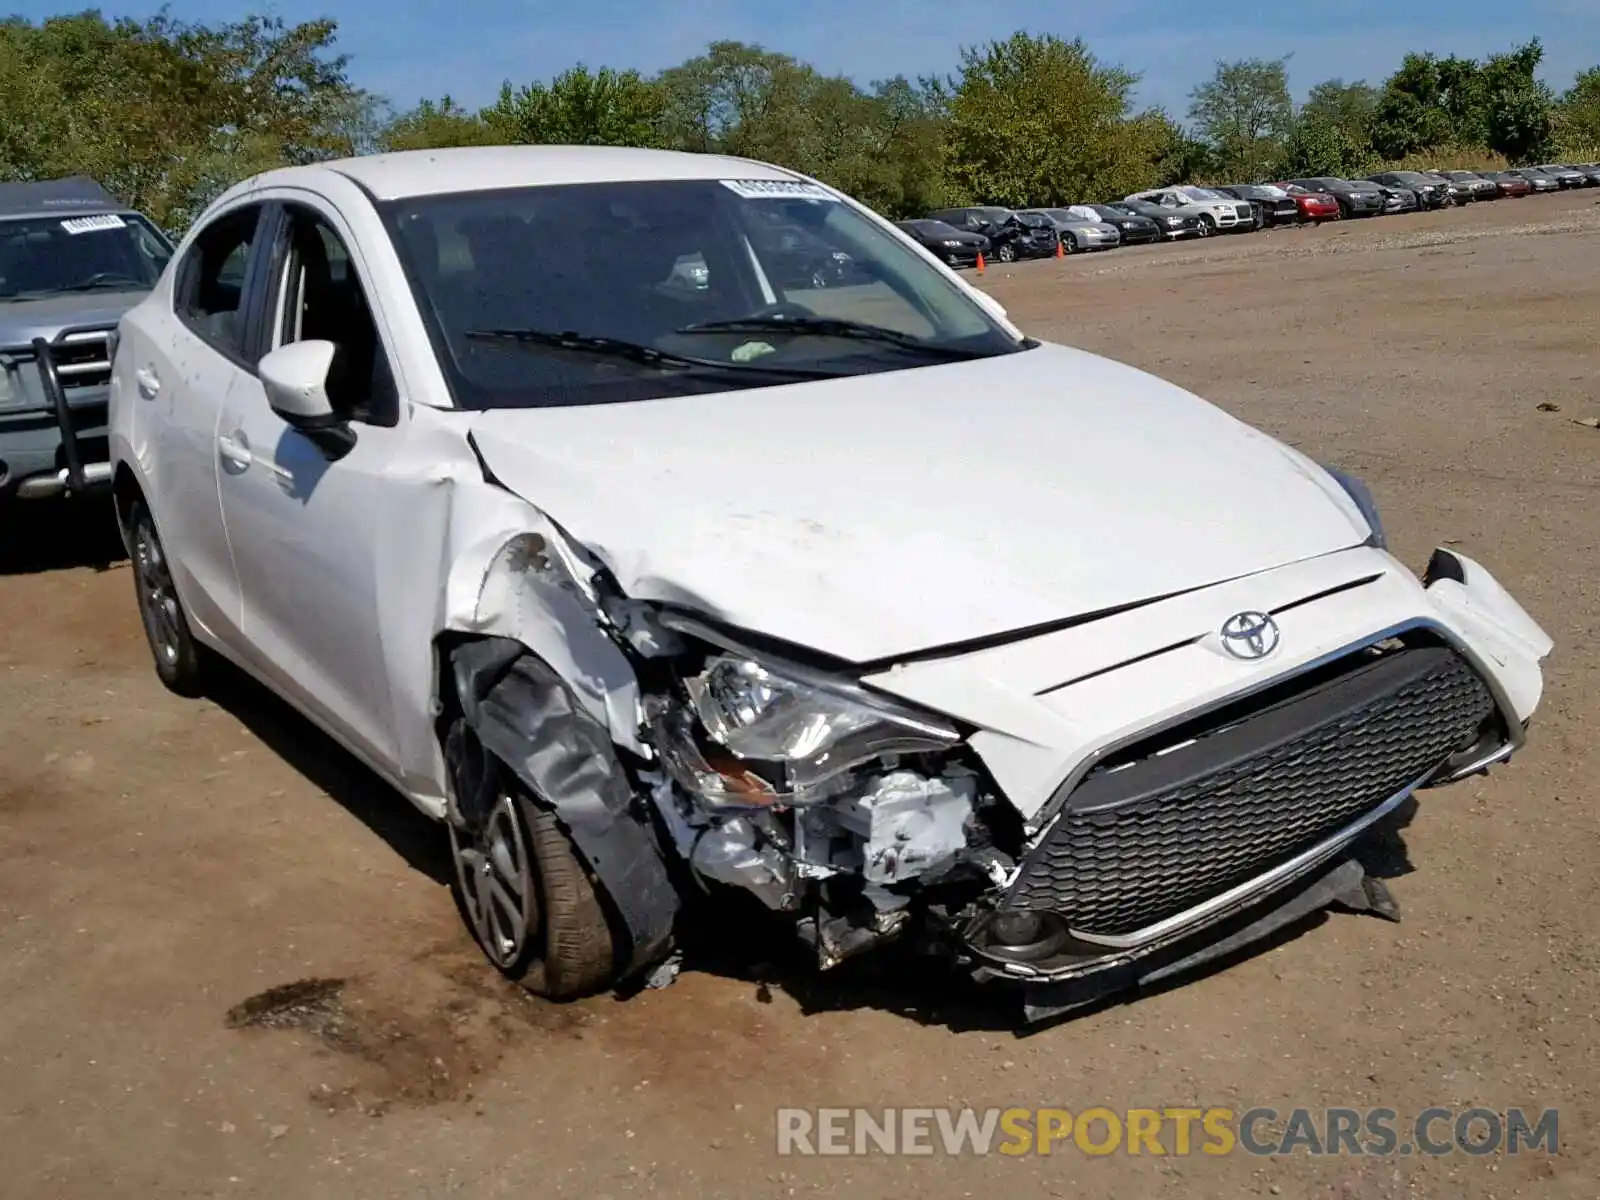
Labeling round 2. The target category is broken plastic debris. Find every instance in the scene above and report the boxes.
[644,950,683,989]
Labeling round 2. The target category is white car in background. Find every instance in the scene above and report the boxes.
[108,146,1552,1023]
[1124,185,1256,235]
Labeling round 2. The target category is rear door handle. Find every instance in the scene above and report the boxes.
[135,367,160,399]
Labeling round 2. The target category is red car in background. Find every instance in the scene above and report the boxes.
[1275,183,1341,223]
[1477,171,1533,198]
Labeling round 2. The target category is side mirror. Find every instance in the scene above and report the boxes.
[259,339,356,460]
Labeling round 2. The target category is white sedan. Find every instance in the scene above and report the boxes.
[108,146,1553,1021]
[1125,185,1256,234]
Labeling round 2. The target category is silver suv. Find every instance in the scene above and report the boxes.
[0,176,172,501]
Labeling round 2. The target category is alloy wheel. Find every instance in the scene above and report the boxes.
[132,515,183,669]
[450,792,539,968]
[996,243,1016,263]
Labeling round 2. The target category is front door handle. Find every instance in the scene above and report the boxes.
[218,430,253,473]
[135,366,160,399]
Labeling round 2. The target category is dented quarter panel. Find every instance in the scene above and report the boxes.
[371,405,647,812]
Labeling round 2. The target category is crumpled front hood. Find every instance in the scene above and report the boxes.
[468,342,1370,663]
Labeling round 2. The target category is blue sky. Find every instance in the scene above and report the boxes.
[16,1,1597,117]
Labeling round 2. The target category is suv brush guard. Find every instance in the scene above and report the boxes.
[27,323,116,497]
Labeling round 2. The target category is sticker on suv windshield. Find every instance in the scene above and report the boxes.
[60,214,127,234]
[719,179,838,201]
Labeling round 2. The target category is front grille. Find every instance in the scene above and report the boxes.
[49,332,112,389]
[1005,647,1495,937]
[1235,204,1253,219]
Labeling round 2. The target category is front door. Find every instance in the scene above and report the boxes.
[215,199,407,775]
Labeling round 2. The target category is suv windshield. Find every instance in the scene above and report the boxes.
[0,212,172,300]
[383,179,1025,410]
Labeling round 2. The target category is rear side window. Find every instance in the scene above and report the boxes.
[175,204,264,360]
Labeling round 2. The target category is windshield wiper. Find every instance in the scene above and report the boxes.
[462,327,844,378]
[58,278,146,293]
[676,314,988,359]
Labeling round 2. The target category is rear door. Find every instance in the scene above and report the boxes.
[122,200,272,646]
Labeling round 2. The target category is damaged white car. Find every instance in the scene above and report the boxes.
[108,147,1553,1022]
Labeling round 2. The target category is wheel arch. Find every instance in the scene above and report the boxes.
[111,461,146,552]
[438,633,679,982]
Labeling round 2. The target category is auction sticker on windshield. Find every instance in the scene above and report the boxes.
[60,214,127,234]
[719,179,838,201]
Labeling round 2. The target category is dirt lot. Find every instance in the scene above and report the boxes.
[3,191,1597,1199]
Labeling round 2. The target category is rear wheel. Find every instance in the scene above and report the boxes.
[127,498,206,697]
[446,722,619,998]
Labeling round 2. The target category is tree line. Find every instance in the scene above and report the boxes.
[3,12,1598,232]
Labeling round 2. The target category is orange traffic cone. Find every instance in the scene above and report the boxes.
[975,252,985,273]
[1055,238,1064,259]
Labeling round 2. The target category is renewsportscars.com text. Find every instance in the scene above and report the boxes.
[775,1106,1559,1157]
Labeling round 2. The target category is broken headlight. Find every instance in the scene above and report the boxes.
[672,655,960,805]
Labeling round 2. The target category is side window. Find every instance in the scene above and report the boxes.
[175,204,263,359]
[272,205,397,427]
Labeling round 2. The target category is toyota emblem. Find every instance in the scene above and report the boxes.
[1219,611,1281,660]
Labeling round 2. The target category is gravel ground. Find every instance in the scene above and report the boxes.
[2,189,1596,1199]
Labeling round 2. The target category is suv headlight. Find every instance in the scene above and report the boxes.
[1324,465,1387,550]
[0,361,28,412]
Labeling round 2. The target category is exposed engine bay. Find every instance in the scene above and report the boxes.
[633,614,1022,973]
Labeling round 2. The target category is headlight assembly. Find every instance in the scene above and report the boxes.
[656,649,960,808]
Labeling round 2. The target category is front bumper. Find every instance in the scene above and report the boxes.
[0,327,116,501]
[861,546,1551,1011]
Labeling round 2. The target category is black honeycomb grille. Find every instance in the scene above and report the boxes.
[1006,648,1494,937]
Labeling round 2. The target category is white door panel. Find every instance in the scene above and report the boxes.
[131,313,241,644]
[215,382,401,772]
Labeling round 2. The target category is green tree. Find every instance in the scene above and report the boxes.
[0,12,363,229]
[1556,67,1600,157]
[937,32,1156,206]
[1477,41,1555,163]
[377,97,499,151]
[1369,52,1457,159]
[482,64,666,146]
[1299,79,1378,140]
[1187,57,1293,181]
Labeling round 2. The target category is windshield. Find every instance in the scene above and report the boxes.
[0,212,171,300]
[382,179,1025,410]
[1175,186,1223,202]
[1018,212,1051,227]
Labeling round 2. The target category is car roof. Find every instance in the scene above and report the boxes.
[212,145,807,205]
[0,175,128,219]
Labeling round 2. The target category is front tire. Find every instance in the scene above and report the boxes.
[995,242,1016,263]
[127,498,206,697]
[1063,234,1078,254]
[446,722,618,999]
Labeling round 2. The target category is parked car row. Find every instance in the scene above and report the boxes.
[895,162,1598,269]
